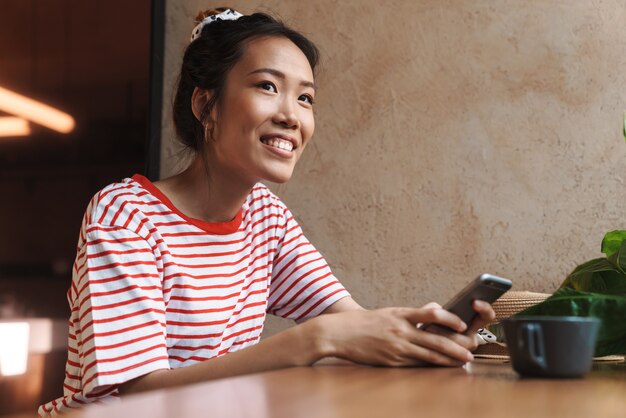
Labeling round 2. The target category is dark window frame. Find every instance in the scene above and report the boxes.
[146,0,165,181]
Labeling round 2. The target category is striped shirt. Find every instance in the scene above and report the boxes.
[39,174,349,416]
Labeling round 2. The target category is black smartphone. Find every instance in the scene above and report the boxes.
[421,273,512,330]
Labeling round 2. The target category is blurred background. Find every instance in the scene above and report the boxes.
[0,0,160,414]
[163,1,626,337]
[2,0,626,416]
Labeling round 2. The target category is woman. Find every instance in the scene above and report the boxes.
[40,8,494,416]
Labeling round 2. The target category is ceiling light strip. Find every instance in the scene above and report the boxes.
[0,116,31,137]
[0,86,75,134]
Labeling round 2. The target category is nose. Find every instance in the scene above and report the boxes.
[272,98,300,130]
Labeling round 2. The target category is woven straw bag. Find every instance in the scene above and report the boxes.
[474,290,625,361]
[474,290,550,357]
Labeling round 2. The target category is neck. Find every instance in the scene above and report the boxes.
[156,156,255,223]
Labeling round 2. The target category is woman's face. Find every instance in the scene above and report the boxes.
[203,36,316,185]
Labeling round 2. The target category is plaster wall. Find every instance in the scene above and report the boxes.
[161,1,626,335]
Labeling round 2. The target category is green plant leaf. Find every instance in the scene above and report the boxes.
[560,257,626,295]
[514,288,626,356]
[601,230,626,258]
[611,240,626,272]
[623,111,626,142]
[503,231,626,357]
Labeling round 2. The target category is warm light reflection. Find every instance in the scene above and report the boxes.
[0,86,75,133]
[0,116,31,137]
[0,322,30,376]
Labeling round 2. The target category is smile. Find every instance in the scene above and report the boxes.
[260,137,294,152]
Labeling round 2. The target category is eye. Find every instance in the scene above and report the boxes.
[257,82,277,92]
[299,94,315,105]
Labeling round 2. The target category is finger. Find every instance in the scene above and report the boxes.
[357,340,464,368]
[470,333,481,351]
[409,329,475,364]
[473,299,496,319]
[467,300,496,333]
[403,308,467,333]
[398,341,469,367]
[450,331,480,351]
[415,303,442,328]
[421,301,442,310]
[423,325,480,351]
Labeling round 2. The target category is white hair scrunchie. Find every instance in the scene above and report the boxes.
[190,9,244,42]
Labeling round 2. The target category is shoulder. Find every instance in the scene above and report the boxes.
[243,183,293,230]
[247,183,288,212]
[83,176,154,228]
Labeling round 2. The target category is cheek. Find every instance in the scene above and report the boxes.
[301,112,315,143]
[224,94,272,130]
[247,98,274,121]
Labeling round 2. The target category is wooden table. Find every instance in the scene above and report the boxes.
[66,360,626,418]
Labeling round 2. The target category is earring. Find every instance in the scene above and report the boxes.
[204,120,217,143]
[204,122,215,142]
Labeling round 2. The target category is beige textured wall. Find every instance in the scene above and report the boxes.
[161,1,626,335]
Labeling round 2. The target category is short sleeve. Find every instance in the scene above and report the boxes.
[40,225,170,415]
[267,208,350,322]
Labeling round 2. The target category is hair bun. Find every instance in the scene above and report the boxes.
[194,7,235,24]
[190,8,244,42]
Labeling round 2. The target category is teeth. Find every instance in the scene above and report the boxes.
[262,137,293,152]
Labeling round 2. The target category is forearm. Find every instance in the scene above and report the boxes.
[320,296,364,313]
[119,299,489,396]
[120,298,360,396]
[118,316,330,395]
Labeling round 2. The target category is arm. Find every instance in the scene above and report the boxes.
[320,296,364,313]
[119,316,324,394]
[119,304,478,395]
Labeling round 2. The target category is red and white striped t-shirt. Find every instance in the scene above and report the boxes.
[39,174,349,416]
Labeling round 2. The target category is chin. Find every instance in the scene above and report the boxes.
[262,169,295,184]
[264,174,293,184]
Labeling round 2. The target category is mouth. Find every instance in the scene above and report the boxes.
[260,134,297,152]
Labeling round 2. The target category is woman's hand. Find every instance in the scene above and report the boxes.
[422,300,496,353]
[312,306,477,367]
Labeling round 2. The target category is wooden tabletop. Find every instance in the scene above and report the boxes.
[67,360,626,418]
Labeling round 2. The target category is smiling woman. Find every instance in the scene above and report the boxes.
[187,36,316,188]
[38,7,496,417]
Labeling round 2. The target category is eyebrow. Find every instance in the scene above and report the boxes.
[247,68,316,90]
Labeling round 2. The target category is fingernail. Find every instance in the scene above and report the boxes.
[466,352,474,362]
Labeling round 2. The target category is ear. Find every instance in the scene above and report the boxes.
[191,87,213,124]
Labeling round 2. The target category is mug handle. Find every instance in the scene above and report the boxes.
[519,323,547,370]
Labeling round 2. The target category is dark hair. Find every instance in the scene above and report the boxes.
[173,8,320,153]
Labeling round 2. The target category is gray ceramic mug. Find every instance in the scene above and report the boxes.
[502,316,601,378]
